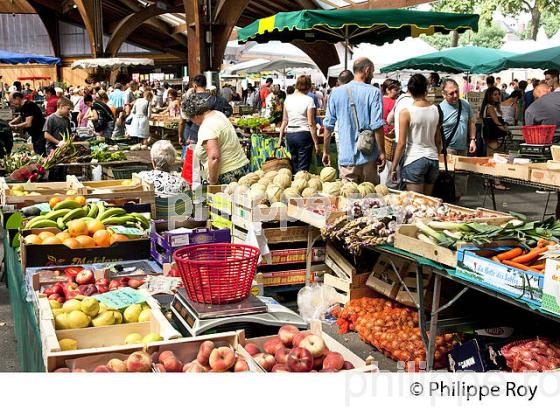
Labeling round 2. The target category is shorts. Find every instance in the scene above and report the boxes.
[402,158,439,185]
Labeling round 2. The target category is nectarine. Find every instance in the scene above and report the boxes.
[323,352,344,371]
[196,340,215,366]
[126,351,152,372]
[278,325,299,347]
[244,343,261,356]
[209,347,236,372]
[263,336,284,355]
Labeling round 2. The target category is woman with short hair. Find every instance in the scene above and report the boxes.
[137,140,188,197]
[278,75,318,172]
[184,94,249,185]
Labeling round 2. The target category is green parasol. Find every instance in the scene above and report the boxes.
[380,46,517,74]
[471,45,560,74]
[237,9,479,69]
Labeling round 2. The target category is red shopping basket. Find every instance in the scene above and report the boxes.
[173,243,260,304]
[521,125,556,144]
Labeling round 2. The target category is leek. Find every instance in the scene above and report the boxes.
[416,220,448,244]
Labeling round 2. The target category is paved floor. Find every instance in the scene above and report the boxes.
[0,176,556,372]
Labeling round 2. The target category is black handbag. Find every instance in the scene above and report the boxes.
[432,104,461,203]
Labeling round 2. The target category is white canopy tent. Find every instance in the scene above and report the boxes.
[71,58,154,70]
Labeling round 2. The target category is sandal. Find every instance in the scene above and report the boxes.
[493,183,510,191]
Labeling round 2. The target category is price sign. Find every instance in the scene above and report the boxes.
[93,287,146,309]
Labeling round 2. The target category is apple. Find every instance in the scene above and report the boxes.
[292,331,313,347]
[126,351,152,372]
[313,355,325,370]
[163,356,183,372]
[263,336,284,355]
[278,325,299,347]
[233,358,250,372]
[109,280,121,291]
[287,347,314,372]
[196,341,215,366]
[107,358,127,372]
[76,269,95,285]
[209,347,236,372]
[96,284,109,294]
[95,278,109,287]
[323,352,344,371]
[93,365,112,372]
[244,343,261,356]
[158,350,176,363]
[253,353,276,372]
[127,278,143,289]
[48,294,64,304]
[54,367,71,372]
[342,361,355,370]
[274,347,291,365]
[155,363,166,372]
[299,335,326,358]
[271,364,290,373]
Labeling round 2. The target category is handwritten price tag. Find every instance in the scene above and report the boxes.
[142,275,182,295]
[93,288,146,309]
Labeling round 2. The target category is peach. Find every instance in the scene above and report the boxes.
[323,352,344,371]
[163,356,183,373]
[292,331,313,347]
[107,358,127,372]
[253,353,276,372]
[263,336,284,355]
[126,351,152,372]
[155,363,166,372]
[300,334,326,358]
[54,367,71,372]
[196,340,215,366]
[208,347,236,372]
[72,368,87,373]
[274,347,291,365]
[271,364,290,373]
[244,343,261,356]
[342,361,355,370]
[93,365,112,372]
[233,358,250,372]
[158,350,175,363]
[185,362,207,373]
[278,325,300,347]
[319,367,338,372]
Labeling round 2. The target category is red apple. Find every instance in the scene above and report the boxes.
[196,341,215,366]
[96,284,108,294]
[287,347,314,372]
[127,278,143,289]
[93,365,112,372]
[271,364,290,373]
[75,269,95,285]
[342,361,355,370]
[253,353,276,372]
[263,336,284,355]
[313,355,325,370]
[278,325,299,347]
[95,278,109,287]
[275,347,291,365]
[209,347,236,372]
[323,352,344,371]
[233,358,250,372]
[292,331,313,347]
[163,356,183,372]
[300,335,326,358]
[54,367,70,372]
[158,350,176,363]
[244,343,261,356]
[106,358,127,372]
[126,351,152,372]
[109,279,121,291]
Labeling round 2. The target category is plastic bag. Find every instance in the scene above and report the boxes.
[297,283,340,322]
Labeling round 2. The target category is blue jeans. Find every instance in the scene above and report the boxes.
[402,158,439,184]
[286,131,313,172]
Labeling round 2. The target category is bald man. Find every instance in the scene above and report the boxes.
[532,83,552,99]
[525,83,560,140]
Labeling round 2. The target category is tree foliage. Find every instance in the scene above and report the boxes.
[495,0,560,40]
[423,24,506,50]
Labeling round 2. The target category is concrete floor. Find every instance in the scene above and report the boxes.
[0,175,555,372]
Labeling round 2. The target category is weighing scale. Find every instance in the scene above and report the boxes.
[519,143,552,160]
[170,289,307,337]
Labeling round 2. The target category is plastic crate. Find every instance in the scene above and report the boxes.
[111,165,150,179]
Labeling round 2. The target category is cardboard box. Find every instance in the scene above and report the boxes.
[530,163,560,186]
[232,223,309,244]
[260,246,325,266]
[20,228,151,268]
[150,220,230,265]
[258,268,317,287]
[542,259,560,317]
[448,339,506,372]
[455,248,544,307]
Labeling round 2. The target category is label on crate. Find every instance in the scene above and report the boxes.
[93,287,146,309]
[110,226,145,236]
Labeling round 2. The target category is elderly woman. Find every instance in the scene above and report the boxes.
[137,140,188,196]
[184,93,249,185]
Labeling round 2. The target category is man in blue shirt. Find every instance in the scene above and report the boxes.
[439,78,476,198]
[109,83,125,109]
[323,57,385,184]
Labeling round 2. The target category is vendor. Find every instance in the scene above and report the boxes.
[137,140,188,197]
[184,93,249,185]
[160,88,181,118]
[9,92,45,155]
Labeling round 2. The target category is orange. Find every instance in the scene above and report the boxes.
[67,220,88,237]
[86,220,105,236]
[93,230,111,247]
[74,196,87,206]
[55,232,71,242]
[63,238,81,249]
[24,234,42,245]
[66,196,75,202]
[75,235,96,248]
[110,233,129,244]
[49,197,63,209]
[42,236,62,245]
[38,231,55,241]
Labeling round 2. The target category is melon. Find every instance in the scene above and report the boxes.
[273,173,292,189]
[341,182,360,198]
[281,188,301,203]
[320,167,337,182]
[307,178,323,191]
[358,182,376,197]
[265,170,279,179]
[375,184,390,196]
[266,184,283,204]
[255,170,265,178]
[322,181,341,196]
[294,170,311,181]
[250,183,267,193]
[291,179,308,193]
[224,182,238,195]
[277,168,293,178]
[301,187,318,198]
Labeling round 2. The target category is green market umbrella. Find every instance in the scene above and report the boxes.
[237,9,479,69]
[380,46,516,74]
[471,45,560,74]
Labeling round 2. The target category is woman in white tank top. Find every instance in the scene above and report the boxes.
[390,74,442,195]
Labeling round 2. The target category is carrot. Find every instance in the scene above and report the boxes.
[530,264,545,270]
[502,260,530,271]
[491,256,501,262]
[496,248,523,261]
[511,246,548,264]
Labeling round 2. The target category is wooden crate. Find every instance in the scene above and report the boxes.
[454,157,496,176]
[439,153,457,172]
[394,224,458,268]
[207,185,232,215]
[0,175,84,208]
[260,246,325,266]
[366,254,412,300]
[443,204,513,224]
[492,160,531,181]
[209,209,233,230]
[258,268,316,287]
[395,265,433,308]
[530,163,560,187]
[232,222,309,244]
[232,194,287,224]
[287,197,344,229]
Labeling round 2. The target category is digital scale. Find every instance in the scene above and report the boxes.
[170,289,307,337]
[519,143,552,160]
